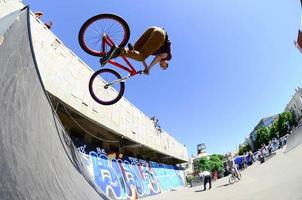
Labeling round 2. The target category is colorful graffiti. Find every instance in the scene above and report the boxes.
[76,144,185,199]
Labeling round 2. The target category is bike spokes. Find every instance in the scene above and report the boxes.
[89,69,125,105]
[79,14,130,56]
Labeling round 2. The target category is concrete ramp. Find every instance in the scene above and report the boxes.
[0,7,107,200]
[285,125,302,153]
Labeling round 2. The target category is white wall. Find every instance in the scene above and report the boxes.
[0,0,189,162]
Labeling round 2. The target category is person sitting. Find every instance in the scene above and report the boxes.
[34,11,44,19]
[227,156,239,177]
[101,26,172,75]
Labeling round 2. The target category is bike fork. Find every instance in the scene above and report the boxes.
[105,74,131,88]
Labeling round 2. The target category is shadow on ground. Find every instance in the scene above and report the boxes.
[195,188,212,192]
[216,183,232,188]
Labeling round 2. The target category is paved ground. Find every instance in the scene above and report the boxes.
[144,139,302,200]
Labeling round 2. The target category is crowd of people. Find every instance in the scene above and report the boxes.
[186,135,289,189]
[34,11,53,29]
[253,135,288,164]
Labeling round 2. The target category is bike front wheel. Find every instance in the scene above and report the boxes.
[79,14,130,56]
[89,68,125,105]
[237,172,242,181]
[229,176,235,184]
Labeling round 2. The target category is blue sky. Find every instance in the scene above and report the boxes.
[24,0,302,157]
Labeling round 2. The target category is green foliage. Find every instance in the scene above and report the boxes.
[255,127,270,149]
[199,157,211,172]
[269,123,278,139]
[198,154,224,173]
[186,175,197,182]
[238,143,251,155]
[209,154,224,172]
[252,112,294,149]
[276,112,292,137]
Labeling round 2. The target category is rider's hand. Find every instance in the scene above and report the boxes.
[143,68,150,75]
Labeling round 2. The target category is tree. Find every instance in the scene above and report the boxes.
[199,157,211,172]
[255,127,270,149]
[209,154,224,173]
[276,112,292,137]
[198,154,224,173]
[269,122,278,139]
[239,143,251,155]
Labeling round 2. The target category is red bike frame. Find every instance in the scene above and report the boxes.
[101,35,141,76]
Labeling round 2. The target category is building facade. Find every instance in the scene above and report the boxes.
[285,87,302,123]
[245,115,279,150]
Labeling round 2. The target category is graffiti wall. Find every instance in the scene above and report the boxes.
[75,141,185,199]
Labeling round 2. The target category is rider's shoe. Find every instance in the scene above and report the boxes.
[100,46,120,65]
[127,43,134,50]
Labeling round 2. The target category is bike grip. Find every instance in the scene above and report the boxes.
[137,70,144,74]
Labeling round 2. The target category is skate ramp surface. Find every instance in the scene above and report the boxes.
[0,7,107,200]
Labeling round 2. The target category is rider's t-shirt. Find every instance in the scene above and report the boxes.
[227,159,235,169]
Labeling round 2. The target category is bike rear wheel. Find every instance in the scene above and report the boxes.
[79,13,130,56]
[89,68,125,105]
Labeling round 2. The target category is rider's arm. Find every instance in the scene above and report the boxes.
[143,53,169,75]
[147,55,162,70]
[142,55,161,75]
[142,61,148,71]
[144,53,167,74]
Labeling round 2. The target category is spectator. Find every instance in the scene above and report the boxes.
[249,151,254,164]
[34,11,44,19]
[186,176,192,188]
[44,21,53,29]
[242,154,247,169]
[150,116,162,132]
[199,170,212,191]
[34,11,53,29]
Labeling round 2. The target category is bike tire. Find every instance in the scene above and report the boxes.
[89,68,125,105]
[237,172,242,181]
[79,13,130,56]
[229,176,235,184]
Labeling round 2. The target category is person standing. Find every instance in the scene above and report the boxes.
[242,154,247,169]
[200,170,212,191]
[186,176,192,188]
[249,151,254,164]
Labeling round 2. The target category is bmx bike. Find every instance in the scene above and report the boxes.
[228,168,241,184]
[78,13,144,105]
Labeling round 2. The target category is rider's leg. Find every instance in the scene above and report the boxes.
[120,48,145,61]
[133,27,154,51]
[117,27,153,61]
[138,28,165,58]
[101,27,155,64]
[100,45,121,65]
[209,175,212,189]
[120,27,165,62]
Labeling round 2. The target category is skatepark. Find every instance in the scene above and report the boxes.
[1,3,302,200]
